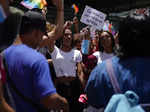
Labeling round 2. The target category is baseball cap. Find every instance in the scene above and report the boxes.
[21,10,46,33]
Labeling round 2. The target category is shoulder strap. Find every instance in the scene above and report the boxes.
[106,58,122,94]
[106,58,150,111]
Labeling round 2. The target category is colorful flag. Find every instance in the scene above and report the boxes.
[103,20,116,36]
[108,23,112,33]
[21,0,47,9]
[103,20,109,31]
[72,4,79,14]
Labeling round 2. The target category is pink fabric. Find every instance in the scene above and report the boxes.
[78,94,88,104]
[0,56,6,84]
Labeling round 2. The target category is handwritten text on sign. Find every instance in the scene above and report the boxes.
[80,6,107,30]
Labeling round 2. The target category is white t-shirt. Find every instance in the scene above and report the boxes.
[51,46,82,77]
[93,51,114,64]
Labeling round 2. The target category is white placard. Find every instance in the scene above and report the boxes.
[80,6,107,30]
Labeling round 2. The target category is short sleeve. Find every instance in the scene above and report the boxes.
[51,45,58,59]
[75,50,82,62]
[32,59,56,100]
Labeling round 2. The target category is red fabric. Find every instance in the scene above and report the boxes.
[84,55,97,70]
[82,54,97,80]
[0,56,6,84]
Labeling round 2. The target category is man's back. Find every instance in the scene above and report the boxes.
[85,56,150,108]
[4,44,56,112]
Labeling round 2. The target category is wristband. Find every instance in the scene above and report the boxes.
[81,40,90,54]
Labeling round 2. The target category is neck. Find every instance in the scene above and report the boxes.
[61,45,72,52]
[13,35,35,49]
[13,35,22,45]
[104,48,113,54]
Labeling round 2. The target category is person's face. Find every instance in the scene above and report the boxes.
[100,32,113,50]
[63,29,72,46]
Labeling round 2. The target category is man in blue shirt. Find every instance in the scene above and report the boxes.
[85,12,150,110]
[3,0,69,111]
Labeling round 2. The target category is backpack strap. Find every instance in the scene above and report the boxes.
[106,58,150,111]
[106,58,122,94]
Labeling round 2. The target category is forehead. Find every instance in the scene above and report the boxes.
[101,31,109,36]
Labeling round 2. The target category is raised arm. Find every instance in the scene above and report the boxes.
[73,16,79,33]
[52,0,64,39]
[46,0,64,52]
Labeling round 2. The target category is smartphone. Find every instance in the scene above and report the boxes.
[0,5,6,23]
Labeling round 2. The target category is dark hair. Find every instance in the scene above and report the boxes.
[0,13,22,51]
[116,13,150,58]
[30,8,42,13]
[98,30,115,52]
[19,11,46,35]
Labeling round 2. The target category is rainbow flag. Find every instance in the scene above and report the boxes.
[108,23,112,33]
[21,0,47,9]
[103,21,116,36]
[72,4,79,14]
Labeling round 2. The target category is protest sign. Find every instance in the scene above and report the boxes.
[80,5,107,30]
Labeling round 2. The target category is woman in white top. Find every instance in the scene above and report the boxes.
[47,26,84,112]
[50,28,82,78]
[84,31,116,112]
[93,31,115,64]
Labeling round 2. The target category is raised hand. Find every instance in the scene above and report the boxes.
[52,0,64,10]
[64,21,73,29]
[80,26,90,40]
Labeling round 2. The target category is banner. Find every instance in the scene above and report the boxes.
[80,6,107,30]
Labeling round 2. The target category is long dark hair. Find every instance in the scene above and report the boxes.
[116,13,150,58]
[98,30,115,52]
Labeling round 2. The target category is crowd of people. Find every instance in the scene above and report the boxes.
[1,0,150,112]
